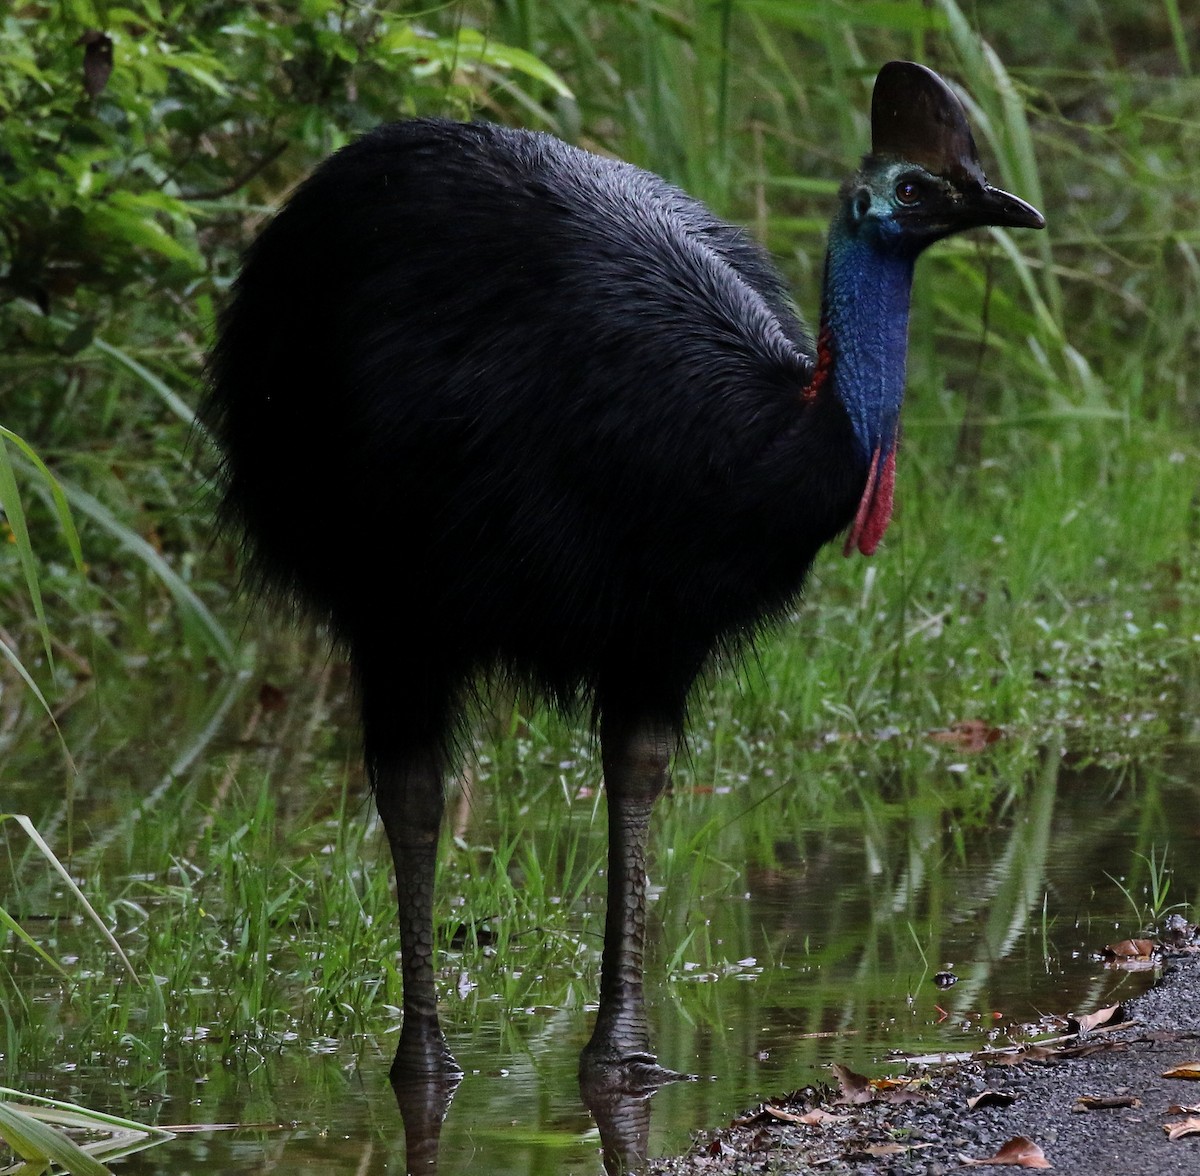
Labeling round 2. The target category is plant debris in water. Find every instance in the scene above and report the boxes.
[651,935,1200,1174]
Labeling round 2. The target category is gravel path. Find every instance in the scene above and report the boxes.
[651,944,1200,1173]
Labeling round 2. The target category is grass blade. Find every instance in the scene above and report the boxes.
[19,468,234,665]
[0,1099,112,1174]
[0,430,54,669]
[0,904,70,979]
[4,814,140,984]
[0,633,73,768]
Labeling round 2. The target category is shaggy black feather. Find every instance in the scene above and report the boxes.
[203,119,866,767]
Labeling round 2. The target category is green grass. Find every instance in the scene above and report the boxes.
[2,0,1199,1168]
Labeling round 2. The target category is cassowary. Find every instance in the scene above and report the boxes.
[203,61,1044,1082]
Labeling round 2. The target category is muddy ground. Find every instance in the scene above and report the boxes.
[651,939,1200,1174]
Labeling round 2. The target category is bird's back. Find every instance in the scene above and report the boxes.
[205,119,858,725]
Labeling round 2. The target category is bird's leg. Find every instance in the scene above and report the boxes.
[581,716,680,1083]
[374,748,462,1080]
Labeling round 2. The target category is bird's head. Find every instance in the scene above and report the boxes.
[840,60,1045,256]
[826,61,1045,558]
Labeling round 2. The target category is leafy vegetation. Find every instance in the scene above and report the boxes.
[1,0,1198,1170]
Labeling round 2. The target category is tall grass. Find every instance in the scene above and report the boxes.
[1,3,1198,1166]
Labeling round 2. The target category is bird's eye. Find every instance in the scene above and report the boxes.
[894,179,922,205]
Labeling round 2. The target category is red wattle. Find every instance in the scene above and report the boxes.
[843,445,896,557]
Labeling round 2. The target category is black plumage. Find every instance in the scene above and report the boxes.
[204,62,1044,1082]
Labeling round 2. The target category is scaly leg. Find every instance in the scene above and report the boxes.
[581,716,681,1084]
[374,747,462,1080]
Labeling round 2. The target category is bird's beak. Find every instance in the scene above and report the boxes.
[972,184,1045,231]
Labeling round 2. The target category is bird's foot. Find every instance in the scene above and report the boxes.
[579,1044,697,1094]
[390,1020,464,1084]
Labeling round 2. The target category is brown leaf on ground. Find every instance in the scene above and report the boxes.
[1163,1062,1200,1080]
[762,1104,849,1126]
[1073,1094,1141,1111]
[874,1074,932,1091]
[1021,1045,1059,1062]
[1167,1103,1200,1114]
[968,1090,1018,1110]
[928,719,1003,751]
[974,1044,1057,1066]
[1165,1117,1200,1141]
[859,1141,931,1156]
[1067,1004,1126,1034]
[748,1129,774,1153]
[1102,939,1158,962]
[960,1135,1052,1168]
[832,1063,874,1104]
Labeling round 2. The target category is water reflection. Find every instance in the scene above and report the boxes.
[392,1070,461,1173]
[391,1017,696,1173]
[4,648,1199,1175]
[577,1069,664,1176]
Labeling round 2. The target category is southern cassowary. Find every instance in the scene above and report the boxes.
[203,61,1044,1082]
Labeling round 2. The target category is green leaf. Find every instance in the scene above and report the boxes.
[2,815,139,985]
[0,636,71,765]
[455,30,574,98]
[85,193,199,266]
[85,332,197,428]
[0,904,70,978]
[0,432,54,668]
[0,1099,112,1175]
[739,0,947,32]
[0,424,87,571]
[46,477,234,664]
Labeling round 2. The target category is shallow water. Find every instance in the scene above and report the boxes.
[4,654,1198,1173]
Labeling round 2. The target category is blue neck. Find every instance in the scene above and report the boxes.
[820,221,915,466]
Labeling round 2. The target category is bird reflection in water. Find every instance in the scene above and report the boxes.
[390,1061,693,1174]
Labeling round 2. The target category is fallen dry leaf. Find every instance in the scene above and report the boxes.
[1165,1117,1200,1141]
[929,719,1003,751]
[872,1075,917,1090]
[870,1074,932,1103]
[860,1141,930,1156]
[733,1100,850,1128]
[960,1135,1052,1168]
[747,1128,773,1154]
[1073,1094,1140,1111]
[1167,1104,1200,1115]
[1163,1062,1200,1081]
[1067,1004,1126,1035]
[1102,939,1157,960]
[832,1062,873,1104]
[974,1044,1057,1066]
[761,1104,848,1126]
[1103,939,1160,969]
[968,1090,1018,1110]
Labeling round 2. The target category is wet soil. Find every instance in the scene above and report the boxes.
[651,945,1200,1174]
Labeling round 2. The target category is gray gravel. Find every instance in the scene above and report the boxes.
[651,948,1200,1173]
